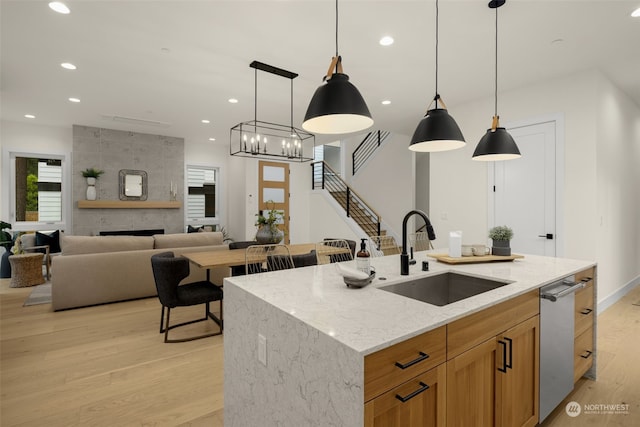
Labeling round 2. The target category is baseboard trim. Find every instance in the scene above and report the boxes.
[598,274,640,314]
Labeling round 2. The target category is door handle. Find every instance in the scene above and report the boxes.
[504,337,513,370]
[395,351,429,370]
[538,233,554,240]
[498,340,508,373]
[395,381,430,403]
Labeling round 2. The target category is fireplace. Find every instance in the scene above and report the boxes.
[99,229,164,237]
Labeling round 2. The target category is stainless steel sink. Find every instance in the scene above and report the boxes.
[379,272,512,306]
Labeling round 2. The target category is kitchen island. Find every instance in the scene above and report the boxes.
[223,252,596,426]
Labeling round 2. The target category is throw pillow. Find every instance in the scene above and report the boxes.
[35,230,61,254]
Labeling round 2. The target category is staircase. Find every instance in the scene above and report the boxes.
[311,161,382,237]
[352,130,391,176]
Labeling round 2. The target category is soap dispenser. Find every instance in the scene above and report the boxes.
[356,238,371,275]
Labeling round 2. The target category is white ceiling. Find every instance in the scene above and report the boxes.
[2,0,639,147]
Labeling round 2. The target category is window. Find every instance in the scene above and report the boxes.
[10,153,67,231]
[185,165,220,227]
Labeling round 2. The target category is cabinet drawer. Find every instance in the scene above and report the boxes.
[364,363,446,427]
[575,279,594,337]
[574,326,594,383]
[365,326,446,402]
[575,267,595,283]
[447,290,539,359]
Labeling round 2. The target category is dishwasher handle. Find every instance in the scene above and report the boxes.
[541,281,584,302]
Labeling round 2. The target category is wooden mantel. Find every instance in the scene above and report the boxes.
[77,200,182,209]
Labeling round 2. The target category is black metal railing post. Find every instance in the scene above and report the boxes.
[346,188,351,217]
[321,162,325,190]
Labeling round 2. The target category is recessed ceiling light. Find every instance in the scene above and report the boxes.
[201,119,210,124]
[209,138,216,142]
[379,36,394,46]
[48,2,70,14]
[25,114,36,119]
[381,100,391,105]
[228,98,238,104]
[60,62,76,70]
[68,97,80,103]
[632,7,640,17]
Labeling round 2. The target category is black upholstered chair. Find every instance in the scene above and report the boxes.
[292,250,318,268]
[229,240,258,276]
[150,252,223,343]
[324,238,356,258]
[267,250,317,271]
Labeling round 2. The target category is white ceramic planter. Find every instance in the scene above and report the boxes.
[86,177,97,200]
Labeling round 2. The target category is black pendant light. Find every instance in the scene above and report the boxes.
[472,0,521,161]
[409,0,465,152]
[303,0,373,135]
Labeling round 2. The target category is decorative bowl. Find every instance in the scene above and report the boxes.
[344,268,376,288]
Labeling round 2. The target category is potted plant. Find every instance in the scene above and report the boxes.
[81,167,104,200]
[489,225,513,256]
[0,221,13,278]
[255,201,285,244]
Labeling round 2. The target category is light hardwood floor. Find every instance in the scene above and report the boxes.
[1,279,638,426]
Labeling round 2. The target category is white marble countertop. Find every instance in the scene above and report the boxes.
[224,251,595,356]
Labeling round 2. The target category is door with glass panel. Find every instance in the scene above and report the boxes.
[258,161,289,244]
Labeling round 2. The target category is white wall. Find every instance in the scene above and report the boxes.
[307,192,360,243]
[595,76,640,305]
[431,69,639,305]
[346,133,415,239]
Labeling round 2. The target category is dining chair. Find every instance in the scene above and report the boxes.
[409,231,434,252]
[316,239,354,264]
[323,238,356,258]
[229,240,258,276]
[150,252,223,343]
[369,235,401,256]
[245,244,294,274]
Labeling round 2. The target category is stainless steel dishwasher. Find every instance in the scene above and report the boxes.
[539,276,585,423]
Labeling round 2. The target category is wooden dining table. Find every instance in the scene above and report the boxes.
[182,242,351,280]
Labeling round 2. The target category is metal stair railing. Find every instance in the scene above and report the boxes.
[352,130,391,176]
[311,161,381,236]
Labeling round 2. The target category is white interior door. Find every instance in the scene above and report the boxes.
[492,120,558,256]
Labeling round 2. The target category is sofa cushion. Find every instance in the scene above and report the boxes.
[62,235,154,255]
[153,232,223,249]
[36,230,62,253]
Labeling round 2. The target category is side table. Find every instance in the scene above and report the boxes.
[9,253,45,288]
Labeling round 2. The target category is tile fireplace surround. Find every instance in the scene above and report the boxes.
[72,125,185,236]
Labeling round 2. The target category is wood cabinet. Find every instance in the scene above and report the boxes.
[364,364,446,427]
[495,315,539,427]
[364,326,446,426]
[574,267,596,382]
[446,291,539,427]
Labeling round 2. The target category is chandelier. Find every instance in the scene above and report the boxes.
[230,61,315,162]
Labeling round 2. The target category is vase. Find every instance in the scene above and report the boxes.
[255,226,284,245]
[491,239,511,256]
[0,250,12,278]
[86,177,97,201]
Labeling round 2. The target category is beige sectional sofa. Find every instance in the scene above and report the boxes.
[51,232,229,311]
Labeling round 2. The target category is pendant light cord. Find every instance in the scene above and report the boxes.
[494,4,498,118]
[335,0,339,72]
[434,0,439,108]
